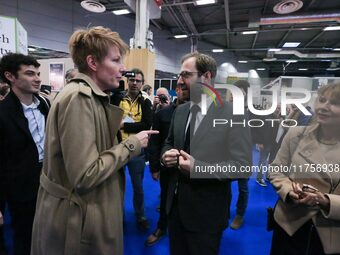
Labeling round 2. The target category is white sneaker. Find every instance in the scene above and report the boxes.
[256,179,267,187]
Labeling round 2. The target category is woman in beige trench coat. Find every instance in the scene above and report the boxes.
[31,27,158,255]
[269,83,340,255]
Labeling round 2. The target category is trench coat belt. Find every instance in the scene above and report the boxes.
[40,172,84,255]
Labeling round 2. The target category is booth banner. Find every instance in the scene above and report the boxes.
[0,16,16,57]
[49,63,64,91]
[0,15,27,57]
[16,20,28,55]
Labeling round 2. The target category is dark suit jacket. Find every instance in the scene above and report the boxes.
[0,91,49,201]
[149,104,176,173]
[162,101,252,233]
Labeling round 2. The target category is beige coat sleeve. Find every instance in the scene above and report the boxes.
[322,194,340,220]
[268,129,295,202]
[57,93,141,195]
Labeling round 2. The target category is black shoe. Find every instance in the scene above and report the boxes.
[145,228,166,246]
[137,217,150,231]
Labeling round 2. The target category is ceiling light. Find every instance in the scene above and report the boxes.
[263,57,277,62]
[273,0,303,14]
[323,26,340,31]
[286,60,298,63]
[333,48,340,51]
[174,34,188,39]
[195,0,217,5]
[327,67,340,71]
[268,48,281,52]
[256,68,266,71]
[238,60,248,63]
[242,31,258,35]
[28,47,36,52]
[112,9,130,15]
[81,0,106,13]
[298,68,308,71]
[283,42,300,47]
[212,49,223,53]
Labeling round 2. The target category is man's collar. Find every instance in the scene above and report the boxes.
[21,95,40,109]
[125,91,142,100]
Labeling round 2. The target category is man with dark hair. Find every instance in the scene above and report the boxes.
[0,53,50,255]
[161,52,252,255]
[116,68,153,231]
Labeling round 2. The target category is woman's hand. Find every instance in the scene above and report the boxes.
[135,130,159,148]
[290,182,330,211]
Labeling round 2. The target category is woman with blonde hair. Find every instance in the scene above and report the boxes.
[31,26,157,255]
[269,82,340,255]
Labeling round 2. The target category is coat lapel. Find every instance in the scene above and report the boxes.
[177,103,190,149]
[191,103,217,145]
[6,92,32,139]
[104,103,124,145]
[298,133,332,180]
[71,73,123,145]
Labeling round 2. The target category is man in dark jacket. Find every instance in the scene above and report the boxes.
[0,53,49,255]
[161,52,252,255]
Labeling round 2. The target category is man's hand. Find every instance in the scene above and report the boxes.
[162,149,180,168]
[153,95,170,110]
[135,130,159,148]
[39,91,54,103]
[152,172,160,181]
[178,150,193,173]
[153,96,160,106]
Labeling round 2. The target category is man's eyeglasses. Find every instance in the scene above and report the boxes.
[128,78,143,84]
[177,71,199,79]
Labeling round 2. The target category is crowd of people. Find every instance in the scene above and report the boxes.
[0,26,339,255]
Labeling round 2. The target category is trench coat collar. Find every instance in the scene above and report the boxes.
[70,73,109,99]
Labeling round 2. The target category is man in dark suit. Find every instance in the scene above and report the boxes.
[145,86,189,246]
[0,53,49,255]
[161,52,252,255]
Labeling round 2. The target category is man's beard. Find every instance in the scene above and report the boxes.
[190,82,204,103]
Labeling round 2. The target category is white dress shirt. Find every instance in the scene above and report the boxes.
[21,96,45,162]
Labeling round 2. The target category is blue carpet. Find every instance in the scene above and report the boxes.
[123,148,278,255]
[3,148,278,255]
